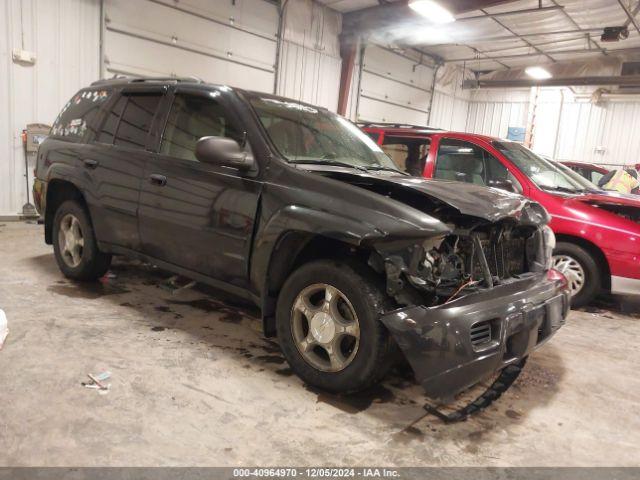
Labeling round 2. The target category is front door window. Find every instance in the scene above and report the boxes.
[434,138,522,193]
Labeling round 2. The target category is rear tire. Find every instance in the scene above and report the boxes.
[52,200,112,281]
[552,242,600,308]
[276,260,394,393]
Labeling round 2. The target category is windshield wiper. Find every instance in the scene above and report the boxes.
[541,185,585,194]
[291,159,369,172]
[365,165,406,175]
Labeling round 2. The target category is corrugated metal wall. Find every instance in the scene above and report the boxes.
[465,89,530,138]
[0,0,100,217]
[0,0,344,217]
[465,87,640,167]
[276,0,342,110]
[552,97,640,166]
[429,65,470,131]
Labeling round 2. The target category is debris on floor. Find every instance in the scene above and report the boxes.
[0,308,8,350]
[82,371,112,394]
[159,275,197,295]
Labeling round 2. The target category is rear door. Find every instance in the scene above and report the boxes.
[137,86,262,288]
[83,87,166,250]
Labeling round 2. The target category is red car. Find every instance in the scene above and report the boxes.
[561,161,609,186]
[362,124,640,307]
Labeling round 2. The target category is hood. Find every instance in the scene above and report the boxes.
[307,166,540,223]
[565,191,640,209]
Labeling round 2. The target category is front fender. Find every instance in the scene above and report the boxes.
[250,204,386,295]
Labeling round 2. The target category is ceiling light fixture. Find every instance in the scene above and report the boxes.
[525,66,552,80]
[408,0,456,24]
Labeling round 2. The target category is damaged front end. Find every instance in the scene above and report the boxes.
[369,201,569,401]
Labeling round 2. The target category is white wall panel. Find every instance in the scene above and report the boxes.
[552,99,640,166]
[429,91,469,131]
[466,99,529,139]
[276,0,342,111]
[0,0,100,217]
[104,0,277,92]
[465,86,640,167]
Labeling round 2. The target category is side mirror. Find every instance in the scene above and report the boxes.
[195,136,254,171]
[488,179,516,192]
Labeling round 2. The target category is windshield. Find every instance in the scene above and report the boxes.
[554,162,600,191]
[248,96,400,172]
[494,141,589,193]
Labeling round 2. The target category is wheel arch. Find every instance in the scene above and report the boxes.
[554,233,611,291]
[260,231,374,337]
[44,180,87,245]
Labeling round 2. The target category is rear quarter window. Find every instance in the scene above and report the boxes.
[51,89,111,141]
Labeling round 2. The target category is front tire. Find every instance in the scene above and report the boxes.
[552,242,600,308]
[276,260,394,393]
[52,200,112,281]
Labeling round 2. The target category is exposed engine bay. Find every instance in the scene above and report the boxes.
[590,202,640,223]
[315,170,553,308]
[369,218,550,307]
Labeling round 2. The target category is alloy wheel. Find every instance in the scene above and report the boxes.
[291,283,360,372]
[58,213,85,268]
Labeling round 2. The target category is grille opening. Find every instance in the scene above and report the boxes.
[470,320,492,348]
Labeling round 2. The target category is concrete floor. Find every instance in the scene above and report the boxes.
[0,221,639,467]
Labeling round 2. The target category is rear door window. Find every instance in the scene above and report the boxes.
[114,94,164,150]
[51,89,111,141]
[381,137,430,176]
[96,95,127,144]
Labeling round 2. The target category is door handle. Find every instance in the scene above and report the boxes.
[83,159,99,169]
[149,174,167,186]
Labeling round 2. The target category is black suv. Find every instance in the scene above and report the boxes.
[34,77,569,400]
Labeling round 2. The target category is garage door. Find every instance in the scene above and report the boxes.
[357,45,436,125]
[103,0,278,92]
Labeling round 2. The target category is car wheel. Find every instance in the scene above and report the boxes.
[552,242,600,308]
[276,260,394,393]
[52,200,112,281]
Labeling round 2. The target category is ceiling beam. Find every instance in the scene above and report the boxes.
[455,5,563,23]
[623,1,640,27]
[446,46,640,62]
[479,8,556,63]
[343,0,522,31]
[424,28,603,47]
[464,74,640,89]
[548,0,607,57]
[617,0,640,35]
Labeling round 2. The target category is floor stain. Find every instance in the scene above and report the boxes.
[155,305,172,313]
[254,354,285,365]
[151,326,166,332]
[392,425,425,444]
[275,367,293,376]
[308,384,396,414]
[48,281,130,299]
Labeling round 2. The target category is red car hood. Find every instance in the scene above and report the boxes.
[566,192,640,209]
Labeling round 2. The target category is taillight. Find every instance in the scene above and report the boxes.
[547,268,568,290]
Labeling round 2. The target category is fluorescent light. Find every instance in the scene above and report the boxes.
[525,66,552,80]
[408,0,455,24]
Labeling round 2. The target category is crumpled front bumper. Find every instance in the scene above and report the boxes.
[380,273,570,401]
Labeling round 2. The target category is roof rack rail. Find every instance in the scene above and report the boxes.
[357,121,444,131]
[91,75,205,86]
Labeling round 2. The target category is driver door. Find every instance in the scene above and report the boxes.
[432,137,523,194]
[137,87,262,288]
